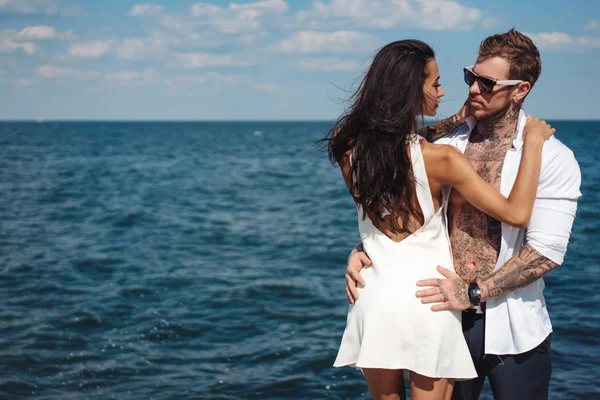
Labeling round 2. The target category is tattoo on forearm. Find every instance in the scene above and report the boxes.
[480,245,559,300]
[420,114,463,142]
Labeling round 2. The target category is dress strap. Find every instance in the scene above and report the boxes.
[409,135,436,221]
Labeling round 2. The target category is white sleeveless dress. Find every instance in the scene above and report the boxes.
[333,136,477,379]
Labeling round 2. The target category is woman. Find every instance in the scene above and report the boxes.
[322,40,554,400]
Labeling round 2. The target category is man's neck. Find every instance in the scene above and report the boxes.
[472,108,520,144]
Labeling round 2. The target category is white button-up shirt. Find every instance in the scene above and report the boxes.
[436,110,582,355]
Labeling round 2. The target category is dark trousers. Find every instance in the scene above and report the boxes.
[452,305,552,400]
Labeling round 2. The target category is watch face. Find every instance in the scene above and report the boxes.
[468,284,480,305]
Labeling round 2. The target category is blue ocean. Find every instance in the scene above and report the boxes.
[0,121,598,399]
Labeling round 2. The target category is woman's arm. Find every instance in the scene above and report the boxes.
[432,118,554,228]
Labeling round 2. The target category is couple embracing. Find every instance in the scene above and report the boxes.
[323,29,581,400]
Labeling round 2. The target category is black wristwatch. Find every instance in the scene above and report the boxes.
[468,283,481,306]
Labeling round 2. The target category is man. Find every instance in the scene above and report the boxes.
[343,29,581,400]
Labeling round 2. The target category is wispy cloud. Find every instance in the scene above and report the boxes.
[117,38,155,60]
[68,40,112,58]
[38,64,96,79]
[129,3,164,17]
[190,0,288,34]
[273,31,379,54]
[168,52,252,68]
[0,40,38,55]
[0,0,80,16]
[297,57,363,72]
[103,69,160,86]
[17,26,56,40]
[4,26,74,41]
[584,20,600,32]
[167,72,245,86]
[0,0,60,15]
[525,32,600,52]
[416,0,482,30]
[0,26,73,55]
[295,0,483,30]
[105,69,156,81]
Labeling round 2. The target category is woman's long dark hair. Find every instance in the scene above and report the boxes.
[322,39,435,234]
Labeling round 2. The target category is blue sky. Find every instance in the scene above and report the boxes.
[0,0,599,120]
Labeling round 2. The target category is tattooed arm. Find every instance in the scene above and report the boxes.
[478,245,558,301]
[416,141,581,311]
[418,100,470,142]
[478,145,582,300]
[420,114,463,142]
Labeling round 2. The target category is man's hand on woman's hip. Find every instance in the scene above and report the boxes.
[345,245,372,304]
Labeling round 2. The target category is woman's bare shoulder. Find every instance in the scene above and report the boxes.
[421,141,461,161]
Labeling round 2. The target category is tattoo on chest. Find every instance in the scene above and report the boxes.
[449,112,519,281]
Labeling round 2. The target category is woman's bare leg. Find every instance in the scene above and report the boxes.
[362,368,406,400]
[409,371,454,400]
[443,379,454,400]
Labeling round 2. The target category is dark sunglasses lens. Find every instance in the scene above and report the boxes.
[464,69,495,93]
[463,69,474,86]
[478,77,495,93]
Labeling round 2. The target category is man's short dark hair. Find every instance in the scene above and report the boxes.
[478,28,542,88]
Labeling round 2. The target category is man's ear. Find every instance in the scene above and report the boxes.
[513,81,531,104]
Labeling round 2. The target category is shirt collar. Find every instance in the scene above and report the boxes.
[512,110,528,150]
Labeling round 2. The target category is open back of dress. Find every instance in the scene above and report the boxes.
[333,135,477,379]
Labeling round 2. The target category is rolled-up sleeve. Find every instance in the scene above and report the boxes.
[526,146,582,265]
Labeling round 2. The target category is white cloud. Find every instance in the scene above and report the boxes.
[168,72,245,85]
[296,0,412,29]
[104,69,158,86]
[296,0,483,30]
[190,0,288,34]
[105,69,156,81]
[238,34,257,44]
[153,15,225,48]
[117,28,223,61]
[416,0,481,30]
[56,30,77,41]
[274,31,379,54]
[584,20,600,32]
[117,38,150,60]
[0,27,74,56]
[68,41,112,58]
[168,52,252,68]
[298,57,363,72]
[0,40,38,54]
[17,26,56,40]
[482,17,496,28]
[525,32,600,52]
[0,0,60,15]
[129,3,163,17]
[38,64,95,79]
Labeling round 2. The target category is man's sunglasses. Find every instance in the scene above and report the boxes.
[463,66,523,94]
